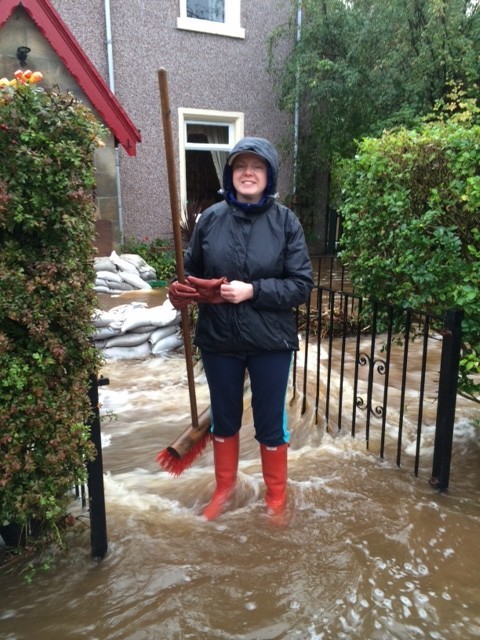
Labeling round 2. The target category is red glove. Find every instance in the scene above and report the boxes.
[186,276,228,304]
[168,281,199,309]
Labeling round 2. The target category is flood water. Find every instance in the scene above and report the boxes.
[1,288,480,640]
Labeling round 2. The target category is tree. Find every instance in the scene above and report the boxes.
[269,0,480,241]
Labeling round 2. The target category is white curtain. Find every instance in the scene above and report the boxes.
[206,128,228,187]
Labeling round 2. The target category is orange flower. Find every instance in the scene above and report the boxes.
[29,71,43,84]
[1,70,43,87]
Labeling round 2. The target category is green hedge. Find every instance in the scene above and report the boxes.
[0,72,106,548]
[339,96,480,403]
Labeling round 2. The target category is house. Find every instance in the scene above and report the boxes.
[0,0,295,252]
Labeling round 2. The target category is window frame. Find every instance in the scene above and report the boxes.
[178,108,244,208]
[177,0,245,39]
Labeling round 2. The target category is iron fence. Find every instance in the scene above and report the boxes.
[294,287,462,491]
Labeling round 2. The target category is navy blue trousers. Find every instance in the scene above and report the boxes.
[200,350,292,447]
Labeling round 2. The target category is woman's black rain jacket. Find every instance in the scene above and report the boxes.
[184,137,314,355]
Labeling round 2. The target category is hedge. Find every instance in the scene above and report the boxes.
[0,70,106,550]
[339,95,480,403]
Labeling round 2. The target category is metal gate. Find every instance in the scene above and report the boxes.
[294,286,463,491]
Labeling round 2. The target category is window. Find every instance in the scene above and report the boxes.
[178,109,244,221]
[177,0,245,39]
[187,0,224,22]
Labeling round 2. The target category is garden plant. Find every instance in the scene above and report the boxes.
[0,70,106,557]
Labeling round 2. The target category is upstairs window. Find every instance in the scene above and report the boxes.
[177,0,245,39]
[187,0,224,22]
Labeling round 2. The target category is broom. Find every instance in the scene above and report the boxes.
[155,68,212,475]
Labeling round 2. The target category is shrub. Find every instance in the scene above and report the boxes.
[0,71,106,549]
[339,94,480,403]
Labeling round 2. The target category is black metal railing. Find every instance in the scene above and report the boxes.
[86,374,109,559]
[294,286,462,491]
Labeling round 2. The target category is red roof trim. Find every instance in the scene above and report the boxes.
[0,0,141,156]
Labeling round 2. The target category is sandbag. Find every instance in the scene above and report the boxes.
[149,324,178,345]
[121,303,179,333]
[120,271,152,290]
[95,279,134,292]
[94,256,117,273]
[94,285,113,294]
[109,250,138,273]
[119,254,150,270]
[109,281,135,291]
[100,305,147,324]
[107,302,148,319]
[151,333,183,355]
[103,341,151,361]
[105,331,152,348]
[92,310,121,327]
[131,325,158,334]
[119,254,157,281]
[139,268,157,281]
[95,270,124,283]
[92,323,123,340]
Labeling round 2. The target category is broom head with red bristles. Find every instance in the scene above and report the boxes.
[156,407,211,476]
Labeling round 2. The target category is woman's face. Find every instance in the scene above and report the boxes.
[231,153,268,203]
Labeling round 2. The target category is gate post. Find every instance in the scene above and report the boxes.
[87,374,109,559]
[429,309,463,491]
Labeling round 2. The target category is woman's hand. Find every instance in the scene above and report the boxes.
[220,280,254,304]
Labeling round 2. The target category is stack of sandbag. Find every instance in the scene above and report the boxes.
[94,250,157,294]
[92,299,183,360]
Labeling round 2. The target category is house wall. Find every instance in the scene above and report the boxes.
[2,1,295,248]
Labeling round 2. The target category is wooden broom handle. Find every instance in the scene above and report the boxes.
[158,68,199,430]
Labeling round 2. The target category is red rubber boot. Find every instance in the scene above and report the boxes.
[260,443,288,517]
[202,433,239,520]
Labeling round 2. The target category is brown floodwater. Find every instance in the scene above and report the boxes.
[1,288,479,640]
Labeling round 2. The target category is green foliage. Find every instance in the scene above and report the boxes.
[0,78,106,549]
[339,97,480,402]
[120,236,176,281]
[272,0,480,154]
[268,0,480,232]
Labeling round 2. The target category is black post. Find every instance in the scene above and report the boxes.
[429,309,463,491]
[326,207,338,255]
[87,374,109,560]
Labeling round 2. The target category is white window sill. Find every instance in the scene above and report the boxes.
[177,17,245,39]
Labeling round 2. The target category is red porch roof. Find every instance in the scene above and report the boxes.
[0,0,141,156]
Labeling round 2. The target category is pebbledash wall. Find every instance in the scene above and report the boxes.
[0,1,294,250]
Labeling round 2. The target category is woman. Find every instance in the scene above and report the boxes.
[168,136,314,520]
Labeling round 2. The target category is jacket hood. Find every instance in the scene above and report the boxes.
[222,137,279,210]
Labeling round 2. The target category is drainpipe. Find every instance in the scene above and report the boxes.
[104,0,125,244]
[292,0,302,197]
